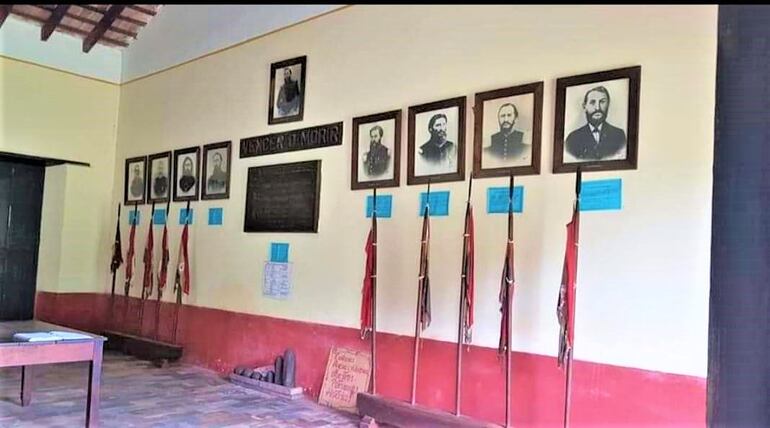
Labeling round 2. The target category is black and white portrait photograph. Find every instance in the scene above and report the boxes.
[553,66,640,173]
[124,156,147,205]
[407,97,466,185]
[147,151,171,203]
[351,110,401,190]
[173,147,200,202]
[268,55,307,125]
[473,82,543,178]
[202,141,232,200]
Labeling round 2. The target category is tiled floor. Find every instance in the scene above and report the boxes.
[0,352,359,427]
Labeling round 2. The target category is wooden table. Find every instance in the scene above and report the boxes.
[0,320,105,427]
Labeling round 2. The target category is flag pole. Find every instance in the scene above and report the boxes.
[563,168,582,428]
[110,204,121,328]
[138,201,155,336]
[172,200,191,344]
[123,204,138,332]
[411,181,431,405]
[455,177,473,416]
[371,187,378,394]
[155,198,171,340]
[505,173,514,428]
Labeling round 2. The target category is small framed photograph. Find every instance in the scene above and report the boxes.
[553,66,641,173]
[351,110,401,190]
[407,96,466,185]
[173,147,201,202]
[202,141,232,200]
[268,55,307,125]
[124,156,147,205]
[473,81,543,178]
[147,151,172,204]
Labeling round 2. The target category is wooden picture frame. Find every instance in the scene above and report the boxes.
[201,141,232,200]
[173,146,201,202]
[351,110,401,190]
[146,151,172,204]
[124,156,147,205]
[268,55,307,125]
[553,66,641,173]
[473,82,543,178]
[407,96,466,185]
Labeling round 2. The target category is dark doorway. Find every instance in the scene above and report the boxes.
[0,160,45,321]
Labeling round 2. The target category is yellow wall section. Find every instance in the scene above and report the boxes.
[0,56,120,294]
[116,5,712,377]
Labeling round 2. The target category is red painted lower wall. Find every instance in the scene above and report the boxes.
[35,291,706,427]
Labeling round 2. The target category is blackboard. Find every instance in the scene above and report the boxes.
[244,160,321,233]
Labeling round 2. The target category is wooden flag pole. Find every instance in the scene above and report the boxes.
[563,169,582,428]
[138,201,155,336]
[154,198,171,341]
[370,187,378,394]
[172,200,191,344]
[455,177,473,416]
[123,204,138,332]
[411,182,431,405]
[505,174,514,428]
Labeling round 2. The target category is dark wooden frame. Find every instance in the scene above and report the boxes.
[268,56,307,125]
[124,156,147,205]
[201,141,232,200]
[173,147,201,202]
[553,66,641,173]
[407,96,466,185]
[472,82,543,178]
[146,151,172,204]
[351,110,402,190]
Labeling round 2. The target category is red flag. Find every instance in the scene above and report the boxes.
[498,178,516,355]
[124,214,138,293]
[557,205,580,367]
[157,220,170,294]
[460,205,475,343]
[360,229,375,337]
[110,212,123,275]
[174,220,191,299]
[142,214,154,298]
[417,204,431,331]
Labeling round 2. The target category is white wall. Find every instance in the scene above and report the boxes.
[0,16,121,83]
[121,4,345,82]
[113,5,716,378]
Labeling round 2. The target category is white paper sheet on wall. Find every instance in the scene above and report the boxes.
[263,261,292,300]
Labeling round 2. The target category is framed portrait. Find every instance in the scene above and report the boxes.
[147,151,172,204]
[268,55,307,125]
[473,82,543,178]
[351,110,401,190]
[173,147,201,202]
[124,156,147,205]
[407,96,466,185]
[553,66,641,173]
[201,141,232,200]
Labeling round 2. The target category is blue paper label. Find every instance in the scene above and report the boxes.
[153,209,167,225]
[580,179,622,211]
[179,208,194,225]
[487,186,524,214]
[419,191,450,216]
[366,194,393,218]
[128,210,140,226]
[208,207,223,226]
[270,243,289,263]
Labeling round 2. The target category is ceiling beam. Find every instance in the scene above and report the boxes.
[10,9,128,48]
[77,5,146,27]
[0,5,12,29]
[83,5,125,53]
[126,5,156,16]
[41,5,70,41]
[30,5,138,39]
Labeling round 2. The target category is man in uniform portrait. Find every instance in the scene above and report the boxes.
[130,164,144,198]
[207,152,227,193]
[419,113,456,165]
[179,157,196,193]
[276,67,302,117]
[486,103,526,161]
[565,86,626,160]
[362,125,391,177]
[153,162,168,198]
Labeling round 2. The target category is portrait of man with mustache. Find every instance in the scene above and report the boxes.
[565,85,626,160]
[486,103,526,161]
[419,113,456,166]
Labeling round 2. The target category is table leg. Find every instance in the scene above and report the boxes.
[86,341,103,428]
[20,365,33,406]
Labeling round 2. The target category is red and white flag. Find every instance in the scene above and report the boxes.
[142,211,155,299]
[157,217,170,295]
[124,211,138,294]
[359,227,375,338]
[174,218,191,301]
[557,195,580,367]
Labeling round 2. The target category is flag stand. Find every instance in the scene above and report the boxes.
[411,182,431,405]
[455,177,474,416]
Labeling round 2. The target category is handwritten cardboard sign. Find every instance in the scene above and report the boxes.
[318,347,371,413]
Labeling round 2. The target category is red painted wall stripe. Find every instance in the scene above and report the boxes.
[35,291,705,426]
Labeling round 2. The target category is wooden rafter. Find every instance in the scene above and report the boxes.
[0,5,12,29]
[126,5,155,16]
[83,5,125,53]
[29,5,138,39]
[41,5,70,41]
[77,4,147,27]
[10,8,128,48]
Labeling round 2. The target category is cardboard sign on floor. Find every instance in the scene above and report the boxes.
[318,347,371,413]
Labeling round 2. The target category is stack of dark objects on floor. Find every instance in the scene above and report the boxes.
[230,348,303,399]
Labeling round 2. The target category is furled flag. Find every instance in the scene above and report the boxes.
[157,209,170,295]
[174,211,191,302]
[110,206,123,276]
[460,192,475,343]
[417,199,432,331]
[359,213,376,338]
[557,176,581,368]
[498,177,515,355]
[124,208,138,295]
[142,207,155,299]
